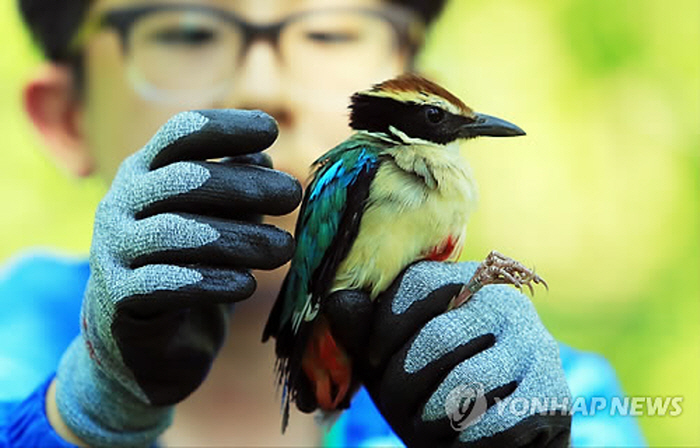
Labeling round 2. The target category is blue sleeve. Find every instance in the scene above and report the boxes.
[0,251,89,401]
[324,387,403,447]
[0,376,76,448]
[324,343,647,447]
[561,344,647,447]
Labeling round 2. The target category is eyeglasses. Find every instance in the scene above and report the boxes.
[72,3,424,105]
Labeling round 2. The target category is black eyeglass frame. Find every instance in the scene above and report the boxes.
[77,3,425,60]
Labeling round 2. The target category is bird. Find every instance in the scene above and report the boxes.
[262,73,545,431]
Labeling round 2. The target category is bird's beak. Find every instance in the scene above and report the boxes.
[459,113,525,138]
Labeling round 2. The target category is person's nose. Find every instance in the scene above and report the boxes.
[218,41,291,127]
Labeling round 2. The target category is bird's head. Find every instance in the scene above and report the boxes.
[349,74,525,146]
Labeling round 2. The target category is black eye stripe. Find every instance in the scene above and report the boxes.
[349,94,471,144]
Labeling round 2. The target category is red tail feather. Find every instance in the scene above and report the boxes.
[301,318,352,410]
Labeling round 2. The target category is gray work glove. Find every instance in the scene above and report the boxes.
[322,261,572,447]
[56,110,302,447]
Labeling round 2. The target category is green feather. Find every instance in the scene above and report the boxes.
[280,135,387,330]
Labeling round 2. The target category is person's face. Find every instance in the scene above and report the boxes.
[79,0,413,186]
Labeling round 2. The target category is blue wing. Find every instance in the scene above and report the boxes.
[264,144,379,341]
[262,141,380,430]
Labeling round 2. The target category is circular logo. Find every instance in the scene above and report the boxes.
[444,383,488,431]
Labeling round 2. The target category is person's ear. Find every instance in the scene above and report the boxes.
[24,63,94,177]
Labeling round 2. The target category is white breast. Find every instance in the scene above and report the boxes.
[331,143,478,299]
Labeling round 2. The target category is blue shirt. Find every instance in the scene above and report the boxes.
[0,252,646,447]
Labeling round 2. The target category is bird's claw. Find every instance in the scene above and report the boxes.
[447,250,547,310]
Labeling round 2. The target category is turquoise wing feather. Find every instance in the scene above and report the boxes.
[264,141,380,339]
[262,138,381,429]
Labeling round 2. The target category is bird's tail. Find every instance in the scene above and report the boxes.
[302,317,353,411]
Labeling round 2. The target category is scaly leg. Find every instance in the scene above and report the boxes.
[448,250,547,310]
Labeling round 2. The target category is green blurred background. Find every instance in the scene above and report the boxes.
[1,0,698,445]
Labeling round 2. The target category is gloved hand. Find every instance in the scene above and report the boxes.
[322,261,572,448]
[55,110,302,447]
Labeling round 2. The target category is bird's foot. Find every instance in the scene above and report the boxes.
[447,250,547,310]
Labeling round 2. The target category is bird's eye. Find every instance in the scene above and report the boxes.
[425,107,445,124]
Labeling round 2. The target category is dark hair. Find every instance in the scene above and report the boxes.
[19,0,447,62]
[389,0,447,28]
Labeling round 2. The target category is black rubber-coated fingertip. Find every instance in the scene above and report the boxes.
[197,109,278,148]
[136,163,302,219]
[222,152,274,169]
[128,216,295,271]
[150,109,278,169]
[119,267,257,313]
[322,290,374,360]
